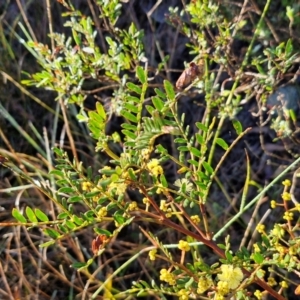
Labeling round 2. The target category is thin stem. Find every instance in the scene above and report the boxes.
[214,155,300,239]
[208,0,272,166]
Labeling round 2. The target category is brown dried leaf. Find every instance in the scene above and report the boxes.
[176,62,202,90]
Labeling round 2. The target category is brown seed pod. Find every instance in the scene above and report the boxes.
[176,62,201,90]
[92,234,110,255]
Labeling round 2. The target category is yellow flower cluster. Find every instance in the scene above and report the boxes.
[282,179,291,186]
[178,240,190,252]
[280,281,288,288]
[148,249,157,261]
[128,201,137,211]
[142,197,150,205]
[283,211,293,221]
[108,181,127,195]
[147,159,163,177]
[215,293,225,300]
[254,290,262,299]
[267,277,277,287]
[253,243,260,253]
[217,281,229,295]
[256,224,265,234]
[217,264,243,290]
[97,207,107,218]
[191,215,201,224]
[197,276,213,294]
[177,289,190,300]
[160,269,176,285]
[160,200,168,212]
[282,191,291,201]
[156,183,165,194]
[271,224,284,238]
[275,244,285,255]
[82,181,92,191]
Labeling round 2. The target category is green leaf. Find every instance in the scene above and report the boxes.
[164,80,175,100]
[58,187,75,193]
[121,110,138,123]
[57,212,68,220]
[96,102,106,121]
[127,82,142,94]
[225,250,233,262]
[44,228,60,239]
[88,111,105,126]
[196,133,204,145]
[39,240,55,248]
[261,235,271,248]
[160,174,168,187]
[253,252,264,264]
[184,277,194,289]
[122,123,137,130]
[65,220,76,230]
[128,168,137,180]
[58,224,69,233]
[122,130,137,140]
[152,96,164,111]
[255,64,266,75]
[49,170,64,177]
[240,246,250,258]
[178,146,189,151]
[107,202,118,211]
[52,147,64,157]
[94,228,111,236]
[190,147,201,157]
[72,215,84,226]
[285,39,293,57]
[114,213,126,225]
[174,138,186,144]
[126,95,140,103]
[217,243,226,250]
[196,122,208,132]
[232,119,242,135]
[188,159,199,167]
[12,208,27,223]
[139,280,150,288]
[68,195,83,203]
[124,103,139,113]
[26,206,38,223]
[136,66,146,84]
[62,198,68,208]
[196,171,209,181]
[35,209,49,222]
[146,105,155,115]
[203,161,213,175]
[85,190,101,198]
[216,138,229,150]
[72,262,88,269]
[155,88,166,99]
